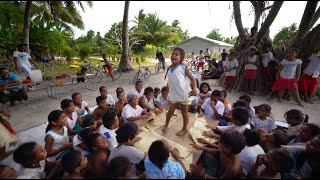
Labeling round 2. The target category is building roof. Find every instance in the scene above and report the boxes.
[178,36,233,47]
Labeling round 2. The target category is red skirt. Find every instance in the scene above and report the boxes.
[225,76,236,83]
[299,73,319,94]
[272,77,298,91]
[262,67,270,74]
[244,69,257,79]
[198,62,205,68]
[104,64,113,74]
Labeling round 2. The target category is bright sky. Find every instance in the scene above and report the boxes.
[73,1,320,40]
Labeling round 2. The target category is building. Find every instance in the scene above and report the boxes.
[175,36,233,57]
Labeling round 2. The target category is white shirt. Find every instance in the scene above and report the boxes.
[121,104,144,123]
[13,51,32,69]
[129,88,145,98]
[17,160,46,179]
[196,91,212,105]
[245,55,258,70]
[45,126,69,162]
[75,101,89,116]
[156,94,170,108]
[201,99,225,119]
[225,59,239,76]
[249,107,256,118]
[66,111,78,130]
[142,95,155,111]
[303,54,320,77]
[73,134,90,156]
[218,123,251,133]
[239,145,265,176]
[280,59,302,79]
[105,95,115,106]
[261,52,274,67]
[98,125,118,150]
[250,115,276,132]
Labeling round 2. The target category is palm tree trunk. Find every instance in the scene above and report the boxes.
[23,1,32,54]
[119,1,132,72]
[233,1,246,40]
[310,7,320,28]
[297,1,319,38]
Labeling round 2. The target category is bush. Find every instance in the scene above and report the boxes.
[62,46,75,61]
[78,44,92,60]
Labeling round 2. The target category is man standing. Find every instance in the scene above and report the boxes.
[13,44,37,80]
[0,67,28,106]
[155,49,166,71]
[221,49,228,67]
[204,48,211,60]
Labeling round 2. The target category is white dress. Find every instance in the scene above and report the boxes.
[45,126,69,162]
[66,111,78,130]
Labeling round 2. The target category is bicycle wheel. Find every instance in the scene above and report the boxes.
[144,70,152,79]
[133,72,141,84]
[87,67,103,83]
[155,63,160,73]
[111,67,122,80]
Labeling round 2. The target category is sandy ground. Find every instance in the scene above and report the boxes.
[3,59,320,132]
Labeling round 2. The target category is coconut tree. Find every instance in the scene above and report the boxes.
[119,1,131,71]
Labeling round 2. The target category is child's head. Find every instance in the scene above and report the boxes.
[99,86,108,97]
[117,90,126,102]
[262,129,289,148]
[0,165,17,179]
[288,48,298,60]
[256,104,271,118]
[199,50,203,54]
[199,82,211,94]
[239,95,252,106]
[61,99,76,113]
[306,134,320,154]
[102,110,119,130]
[284,109,308,126]
[231,107,249,125]
[154,87,160,98]
[148,140,170,169]
[82,118,97,129]
[262,148,293,173]
[61,150,88,175]
[116,122,138,146]
[144,87,154,100]
[13,142,47,166]
[250,26,257,35]
[78,127,96,144]
[106,156,132,179]
[243,128,261,147]
[171,47,185,64]
[219,90,228,102]
[232,99,249,109]
[87,133,109,151]
[219,130,246,155]
[46,110,67,133]
[262,45,269,53]
[210,90,221,102]
[127,93,138,107]
[297,123,320,142]
[116,87,124,94]
[161,86,169,97]
[80,67,87,74]
[96,96,107,108]
[135,79,143,92]
[102,53,107,59]
[71,93,82,105]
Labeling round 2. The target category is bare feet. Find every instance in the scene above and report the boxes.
[176,129,188,136]
[162,124,169,132]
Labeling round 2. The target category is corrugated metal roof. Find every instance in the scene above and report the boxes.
[178,36,233,47]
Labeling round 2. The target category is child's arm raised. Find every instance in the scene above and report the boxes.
[185,68,197,96]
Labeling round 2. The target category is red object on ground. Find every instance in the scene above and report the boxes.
[56,75,64,79]
[22,79,31,83]
[1,120,16,134]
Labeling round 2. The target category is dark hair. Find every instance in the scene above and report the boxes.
[135,79,143,86]
[154,87,160,93]
[96,96,107,105]
[102,110,117,129]
[270,149,294,173]
[220,130,246,154]
[239,95,251,105]
[61,99,74,110]
[13,142,37,165]
[284,109,308,123]
[61,150,82,174]
[0,67,8,72]
[102,53,106,56]
[211,90,221,97]
[220,90,228,98]
[78,127,96,144]
[17,44,27,48]
[303,123,320,138]
[82,118,95,128]
[106,156,132,179]
[251,26,258,31]
[232,100,249,109]
[144,86,154,96]
[86,133,103,151]
[71,92,81,101]
[80,67,87,72]
[46,110,64,133]
[99,86,107,93]
[231,107,249,125]
[243,129,261,146]
[173,47,185,63]
[116,122,138,143]
[117,90,124,98]
[258,104,271,113]
[199,83,211,93]
[161,86,168,92]
[116,87,124,93]
[290,48,299,54]
[148,140,170,169]
[270,129,289,148]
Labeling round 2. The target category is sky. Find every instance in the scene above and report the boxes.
[73,1,320,40]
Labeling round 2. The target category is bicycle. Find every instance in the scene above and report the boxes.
[81,60,122,83]
[154,60,168,73]
[133,62,151,84]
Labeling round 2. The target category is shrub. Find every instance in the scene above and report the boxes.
[78,44,92,60]
[62,46,75,61]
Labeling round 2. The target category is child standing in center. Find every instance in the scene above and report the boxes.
[162,47,197,136]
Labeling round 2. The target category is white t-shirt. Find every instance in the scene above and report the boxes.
[156,94,170,108]
[218,123,251,133]
[261,52,274,67]
[239,145,265,176]
[105,95,115,106]
[225,59,238,76]
[196,91,211,105]
[45,126,69,162]
[245,55,258,70]
[73,134,90,156]
[13,51,32,69]
[250,115,276,132]
[98,125,118,150]
[249,107,256,118]
[17,160,46,179]
[129,88,145,98]
[75,101,89,116]
[201,99,225,119]
[66,111,78,130]
[142,95,155,111]
[121,104,144,123]
[303,54,320,77]
[280,59,302,79]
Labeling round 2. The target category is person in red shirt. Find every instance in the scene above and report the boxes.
[102,53,114,81]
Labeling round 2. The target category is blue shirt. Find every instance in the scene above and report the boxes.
[0,73,20,92]
[145,156,185,179]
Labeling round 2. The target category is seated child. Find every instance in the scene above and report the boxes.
[99,86,115,107]
[155,86,170,110]
[115,90,127,126]
[45,110,73,162]
[108,122,147,178]
[129,79,144,98]
[121,93,151,123]
[76,67,87,83]
[239,95,255,117]
[201,60,218,80]
[106,156,132,179]
[73,127,96,157]
[139,86,163,114]
[222,99,248,124]
[199,90,225,120]
[72,93,90,116]
[284,109,309,139]
[259,129,289,152]
[287,123,320,147]
[61,150,88,179]
[82,118,97,130]
[61,99,83,135]
[247,148,293,179]
[190,130,246,178]
[13,142,60,179]
[154,87,160,99]
[92,96,109,127]
[250,104,276,132]
[196,82,212,106]
[98,110,120,151]
[145,140,186,179]
[0,165,18,179]
[114,87,125,102]
[220,90,232,113]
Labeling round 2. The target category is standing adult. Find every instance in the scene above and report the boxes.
[204,48,211,60]
[155,49,166,71]
[13,44,37,80]
[221,49,228,67]
[0,67,28,106]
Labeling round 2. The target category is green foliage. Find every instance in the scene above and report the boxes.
[273,23,298,46]
[62,46,75,61]
[206,28,224,41]
[78,44,92,60]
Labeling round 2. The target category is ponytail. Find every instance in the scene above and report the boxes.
[45,123,53,133]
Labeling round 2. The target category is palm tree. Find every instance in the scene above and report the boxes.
[119,1,131,71]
